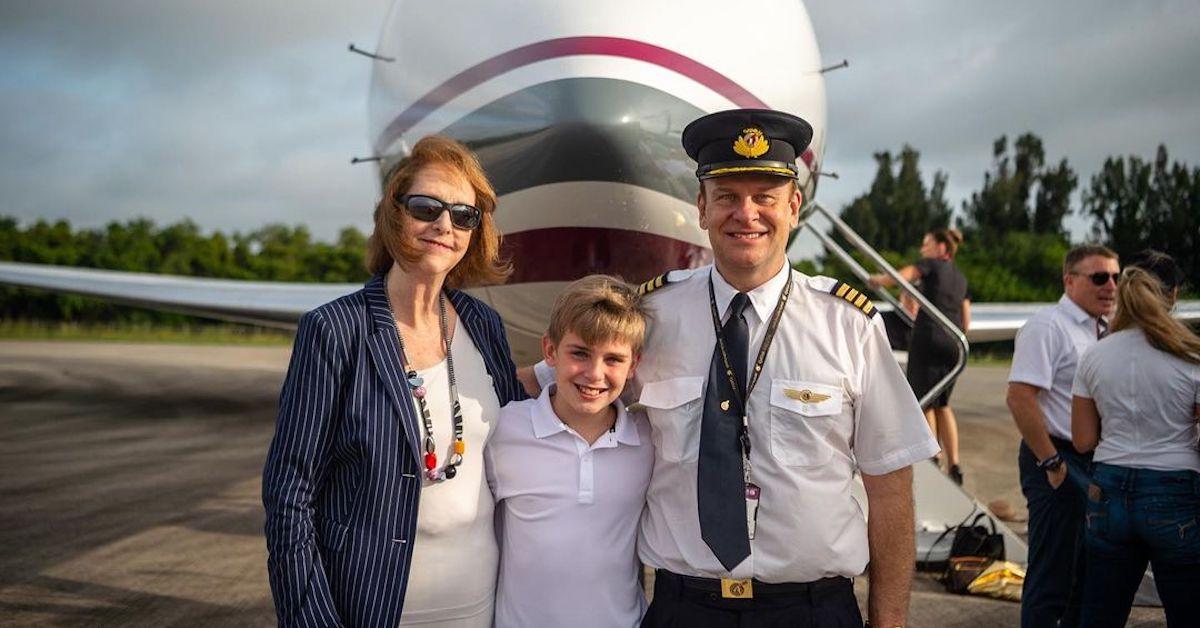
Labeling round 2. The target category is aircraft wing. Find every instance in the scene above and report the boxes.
[877,299,1199,343]
[0,261,356,330]
[2,261,1197,341]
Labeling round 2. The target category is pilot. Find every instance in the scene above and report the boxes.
[530,109,938,627]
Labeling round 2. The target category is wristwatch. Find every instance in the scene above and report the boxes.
[1037,452,1064,471]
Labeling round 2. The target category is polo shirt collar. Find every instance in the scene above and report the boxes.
[1057,294,1094,325]
[531,383,640,446]
[710,261,791,324]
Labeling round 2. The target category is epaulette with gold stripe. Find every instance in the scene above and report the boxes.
[830,281,878,318]
[637,273,670,296]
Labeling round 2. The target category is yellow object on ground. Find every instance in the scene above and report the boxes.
[967,561,1025,601]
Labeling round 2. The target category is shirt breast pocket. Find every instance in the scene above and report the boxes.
[768,379,843,467]
[639,376,705,463]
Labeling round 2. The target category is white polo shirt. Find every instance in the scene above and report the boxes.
[1009,295,1102,440]
[633,264,937,583]
[485,385,653,628]
[1073,328,1200,472]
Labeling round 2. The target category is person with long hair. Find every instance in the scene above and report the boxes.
[1071,250,1200,627]
[870,228,971,484]
[262,135,525,627]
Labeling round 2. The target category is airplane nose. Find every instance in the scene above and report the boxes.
[433,78,715,284]
[442,78,699,199]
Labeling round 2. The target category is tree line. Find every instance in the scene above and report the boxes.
[0,219,369,322]
[829,135,1198,301]
[2,135,1197,323]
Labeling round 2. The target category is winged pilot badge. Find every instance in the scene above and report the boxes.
[785,388,831,404]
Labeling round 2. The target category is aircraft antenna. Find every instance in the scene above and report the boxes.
[819,59,849,74]
[351,156,383,164]
[348,43,394,62]
[816,170,839,179]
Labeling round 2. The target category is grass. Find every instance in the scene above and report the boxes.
[0,321,294,345]
[967,353,1013,367]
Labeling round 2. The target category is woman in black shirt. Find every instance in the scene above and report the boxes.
[870,229,970,484]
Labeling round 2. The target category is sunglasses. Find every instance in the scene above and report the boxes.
[396,194,482,230]
[1072,271,1120,286]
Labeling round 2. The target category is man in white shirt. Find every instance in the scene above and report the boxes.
[526,109,938,628]
[1006,243,1119,627]
[642,110,937,628]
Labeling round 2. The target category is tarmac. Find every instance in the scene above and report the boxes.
[0,341,1167,626]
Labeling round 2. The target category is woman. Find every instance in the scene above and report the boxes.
[263,135,525,627]
[869,228,971,484]
[1071,250,1200,627]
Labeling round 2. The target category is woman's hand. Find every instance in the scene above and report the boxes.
[516,365,542,397]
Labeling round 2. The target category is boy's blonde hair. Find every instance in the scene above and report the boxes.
[547,275,651,353]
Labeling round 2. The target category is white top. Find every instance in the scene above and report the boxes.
[1073,328,1200,472]
[486,384,653,628]
[399,329,500,628]
[633,263,938,582]
[1008,295,1103,441]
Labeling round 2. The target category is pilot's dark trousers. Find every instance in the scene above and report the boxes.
[1019,438,1092,628]
[641,570,862,628]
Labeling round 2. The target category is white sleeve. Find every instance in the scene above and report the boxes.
[853,316,940,476]
[1008,318,1060,390]
[1071,346,1096,399]
[533,359,555,389]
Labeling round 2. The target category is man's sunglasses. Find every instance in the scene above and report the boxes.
[396,194,482,230]
[1072,271,1121,286]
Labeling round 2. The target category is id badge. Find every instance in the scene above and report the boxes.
[745,482,761,540]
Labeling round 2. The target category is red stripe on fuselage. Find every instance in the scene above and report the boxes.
[375,36,813,167]
[501,227,711,285]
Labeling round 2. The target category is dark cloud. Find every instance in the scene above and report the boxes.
[0,0,388,239]
[1,1,1197,246]
[806,0,1200,238]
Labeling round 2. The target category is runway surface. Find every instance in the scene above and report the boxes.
[0,341,1166,626]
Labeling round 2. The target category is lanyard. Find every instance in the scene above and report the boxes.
[706,269,792,463]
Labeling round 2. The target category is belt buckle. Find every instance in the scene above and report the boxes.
[720,577,753,599]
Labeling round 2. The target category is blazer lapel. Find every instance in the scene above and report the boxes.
[363,274,423,470]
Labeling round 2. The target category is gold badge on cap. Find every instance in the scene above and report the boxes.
[785,388,830,403]
[732,127,769,158]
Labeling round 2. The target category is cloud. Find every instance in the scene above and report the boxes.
[0,0,388,239]
[807,0,1200,230]
[1,0,1197,248]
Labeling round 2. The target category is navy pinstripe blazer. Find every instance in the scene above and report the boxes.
[262,274,526,627]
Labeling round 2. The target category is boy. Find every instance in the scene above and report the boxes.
[485,275,654,628]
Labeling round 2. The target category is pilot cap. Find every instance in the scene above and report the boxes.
[682,108,813,180]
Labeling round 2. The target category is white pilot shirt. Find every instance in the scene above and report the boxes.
[634,263,938,583]
[1008,295,1102,441]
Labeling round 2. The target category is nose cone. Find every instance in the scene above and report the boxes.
[366,0,828,361]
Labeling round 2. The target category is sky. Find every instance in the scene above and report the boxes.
[2,1,1198,255]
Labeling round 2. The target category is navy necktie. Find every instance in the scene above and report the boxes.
[698,292,751,571]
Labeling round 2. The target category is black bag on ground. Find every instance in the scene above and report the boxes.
[933,511,1006,594]
[949,513,1005,562]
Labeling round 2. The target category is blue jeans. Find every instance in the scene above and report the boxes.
[1018,438,1091,628]
[1080,463,1200,628]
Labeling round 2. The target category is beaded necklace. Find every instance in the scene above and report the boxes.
[385,286,465,482]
